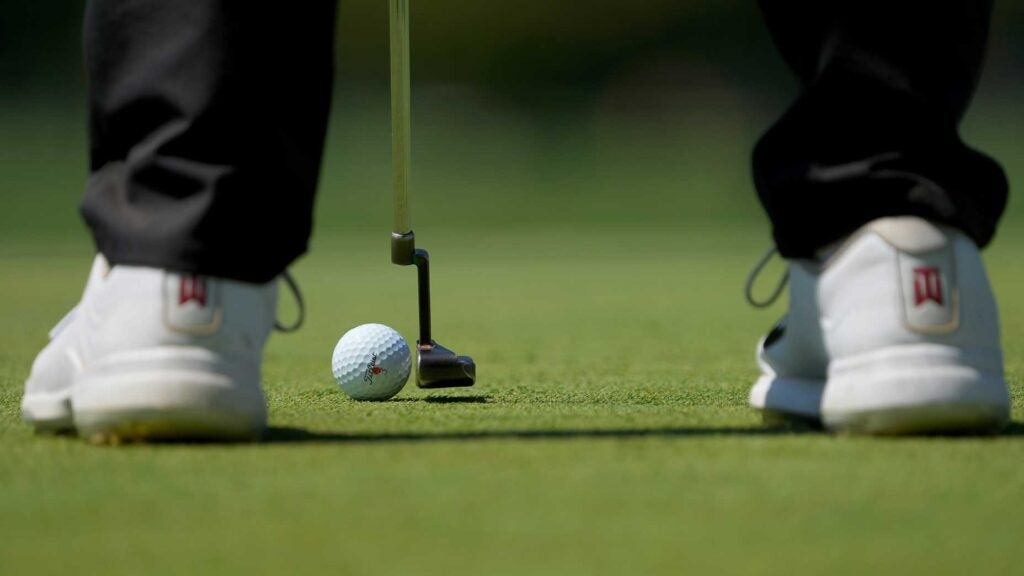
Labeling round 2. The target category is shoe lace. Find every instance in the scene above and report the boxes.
[744,248,788,309]
[275,271,305,333]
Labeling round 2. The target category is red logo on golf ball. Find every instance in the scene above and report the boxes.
[364,353,388,383]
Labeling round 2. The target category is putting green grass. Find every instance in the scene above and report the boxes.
[3,226,1024,576]
[2,93,1024,575]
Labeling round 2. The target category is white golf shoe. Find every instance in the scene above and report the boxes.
[22,255,277,443]
[20,256,110,433]
[749,260,828,422]
[751,217,1010,434]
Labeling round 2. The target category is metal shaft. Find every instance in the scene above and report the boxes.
[389,0,412,236]
[414,249,432,344]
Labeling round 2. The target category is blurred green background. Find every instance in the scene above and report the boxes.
[3,0,1024,251]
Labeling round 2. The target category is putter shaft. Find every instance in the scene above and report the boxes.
[390,0,412,236]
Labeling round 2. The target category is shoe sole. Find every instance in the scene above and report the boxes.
[749,375,824,422]
[21,390,74,434]
[71,348,267,444]
[823,344,1009,435]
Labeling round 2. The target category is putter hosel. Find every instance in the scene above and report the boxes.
[390,231,432,346]
[414,248,432,345]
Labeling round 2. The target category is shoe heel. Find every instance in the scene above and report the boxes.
[822,343,1009,434]
[71,347,266,443]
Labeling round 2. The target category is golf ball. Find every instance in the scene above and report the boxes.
[331,324,412,401]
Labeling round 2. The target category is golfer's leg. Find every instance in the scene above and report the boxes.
[748,1,1010,434]
[82,0,337,283]
[22,0,339,440]
[754,0,1007,258]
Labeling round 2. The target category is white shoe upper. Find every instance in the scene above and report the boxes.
[21,256,110,430]
[819,218,1008,432]
[749,260,828,419]
[22,255,278,439]
[751,217,1010,433]
[820,218,999,362]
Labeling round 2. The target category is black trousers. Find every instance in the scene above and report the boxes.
[755,0,1007,257]
[81,1,1008,282]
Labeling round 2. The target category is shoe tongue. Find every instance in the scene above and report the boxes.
[47,306,79,340]
[50,255,110,341]
[81,254,111,301]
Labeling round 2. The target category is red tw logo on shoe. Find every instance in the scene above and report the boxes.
[913,267,944,307]
[179,275,209,307]
[898,252,958,334]
[164,273,222,334]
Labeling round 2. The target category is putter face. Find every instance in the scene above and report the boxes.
[417,341,476,389]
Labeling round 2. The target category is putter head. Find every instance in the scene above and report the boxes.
[417,340,476,389]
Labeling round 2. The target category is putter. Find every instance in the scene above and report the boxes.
[389,0,476,389]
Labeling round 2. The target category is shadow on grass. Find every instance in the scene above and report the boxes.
[385,395,491,404]
[262,421,1024,445]
[56,421,1021,446]
[263,423,821,444]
